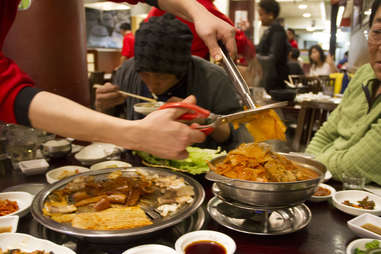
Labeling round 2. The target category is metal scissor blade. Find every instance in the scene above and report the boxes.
[215,101,288,126]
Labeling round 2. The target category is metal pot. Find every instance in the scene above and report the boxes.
[206,153,326,208]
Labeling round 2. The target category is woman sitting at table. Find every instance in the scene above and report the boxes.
[306,0,381,185]
[308,44,337,76]
[95,14,252,151]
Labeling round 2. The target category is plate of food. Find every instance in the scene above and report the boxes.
[346,238,381,254]
[333,190,381,216]
[31,167,204,243]
[0,192,33,218]
[135,147,226,175]
[0,233,75,254]
[310,183,336,202]
[45,165,90,184]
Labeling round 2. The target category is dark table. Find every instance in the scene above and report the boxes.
[0,152,358,254]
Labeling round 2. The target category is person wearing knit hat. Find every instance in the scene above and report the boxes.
[95,13,252,151]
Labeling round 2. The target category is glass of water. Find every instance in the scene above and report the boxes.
[342,172,365,190]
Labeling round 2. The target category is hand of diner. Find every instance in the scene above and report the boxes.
[95,82,125,112]
[134,95,206,159]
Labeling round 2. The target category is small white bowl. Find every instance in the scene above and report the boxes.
[122,244,176,254]
[310,183,336,202]
[333,190,381,216]
[45,165,90,184]
[0,192,33,218]
[175,230,236,254]
[74,143,121,165]
[18,159,49,175]
[0,216,19,233]
[348,213,381,239]
[346,238,381,254]
[324,171,332,182]
[134,102,165,115]
[90,160,132,171]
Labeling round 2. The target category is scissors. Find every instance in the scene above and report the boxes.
[159,101,288,135]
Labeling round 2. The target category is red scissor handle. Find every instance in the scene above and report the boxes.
[159,102,215,135]
[159,102,210,120]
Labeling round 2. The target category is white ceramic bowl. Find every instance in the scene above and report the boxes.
[134,102,165,115]
[324,171,332,182]
[346,238,381,254]
[45,165,90,184]
[122,244,176,254]
[0,192,33,218]
[0,233,75,254]
[90,160,132,171]
[175,230,236,254]
[41,139,71,158]
[0,216,19,233]
[310,183,336,202]
[333,190,381,216]
[74,143,122,165]
[18,159,49,175]
[348,213,381,239]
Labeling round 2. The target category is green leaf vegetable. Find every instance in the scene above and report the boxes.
[135,147,226,174]
[355,240,381,254]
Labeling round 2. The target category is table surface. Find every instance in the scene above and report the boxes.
[0,152,359,254]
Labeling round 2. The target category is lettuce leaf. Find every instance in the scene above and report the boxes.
[135,147,226,174]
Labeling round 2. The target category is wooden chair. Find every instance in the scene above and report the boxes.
[292,100,337,152]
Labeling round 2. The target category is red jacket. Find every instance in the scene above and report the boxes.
[145,0,255,64]
[0,0,145,124]
[121,32,135,59]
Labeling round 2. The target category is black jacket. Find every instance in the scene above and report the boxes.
[257,22,290,92]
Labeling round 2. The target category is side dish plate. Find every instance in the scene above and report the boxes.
[31,167,205,243]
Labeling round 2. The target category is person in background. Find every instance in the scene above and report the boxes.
[337,51,349,71]
[0,0,238,160]
[287,48,304,75]
[144,0,256,65]
[308,44,337,76]
[119,22,135,65]
[306,0,381,185]
[256,0,290,94]
[287,28,298,49]
[95,14,252,151]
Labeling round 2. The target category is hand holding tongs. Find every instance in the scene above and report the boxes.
[159,101,288,135]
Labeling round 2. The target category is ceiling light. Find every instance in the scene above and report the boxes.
[84,2,130,11]
[364,9,371,16]
[298,4,307,10]
[303,13,311,18]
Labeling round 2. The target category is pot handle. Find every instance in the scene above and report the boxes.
[205,171,234,185]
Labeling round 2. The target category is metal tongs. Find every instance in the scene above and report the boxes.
[159,101,288,135]
[217,41,256,109]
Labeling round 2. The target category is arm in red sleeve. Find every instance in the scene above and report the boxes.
[0,52,40,125]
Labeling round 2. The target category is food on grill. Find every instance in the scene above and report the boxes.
[0,199,19,216]
[43,170,194,230]
[343,196,375,210]
[209,143,319,182]
[71,207,152,230]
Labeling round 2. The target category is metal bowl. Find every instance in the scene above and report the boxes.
[31,167,205,243]
[206,153,326,207]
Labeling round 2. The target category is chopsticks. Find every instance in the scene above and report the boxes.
[93,84,157,103]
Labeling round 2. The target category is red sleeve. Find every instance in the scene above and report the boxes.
[0,0,35,124]
[0,53,34,124]
[121,33,135,59]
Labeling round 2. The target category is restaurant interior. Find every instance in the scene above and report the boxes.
[0,0,380,253]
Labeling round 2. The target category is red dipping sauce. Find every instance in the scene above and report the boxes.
[185,240,226,254]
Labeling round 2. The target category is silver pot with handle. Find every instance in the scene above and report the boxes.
[206,153,326,208]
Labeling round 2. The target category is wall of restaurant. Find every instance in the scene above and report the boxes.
[3,0,90,107]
